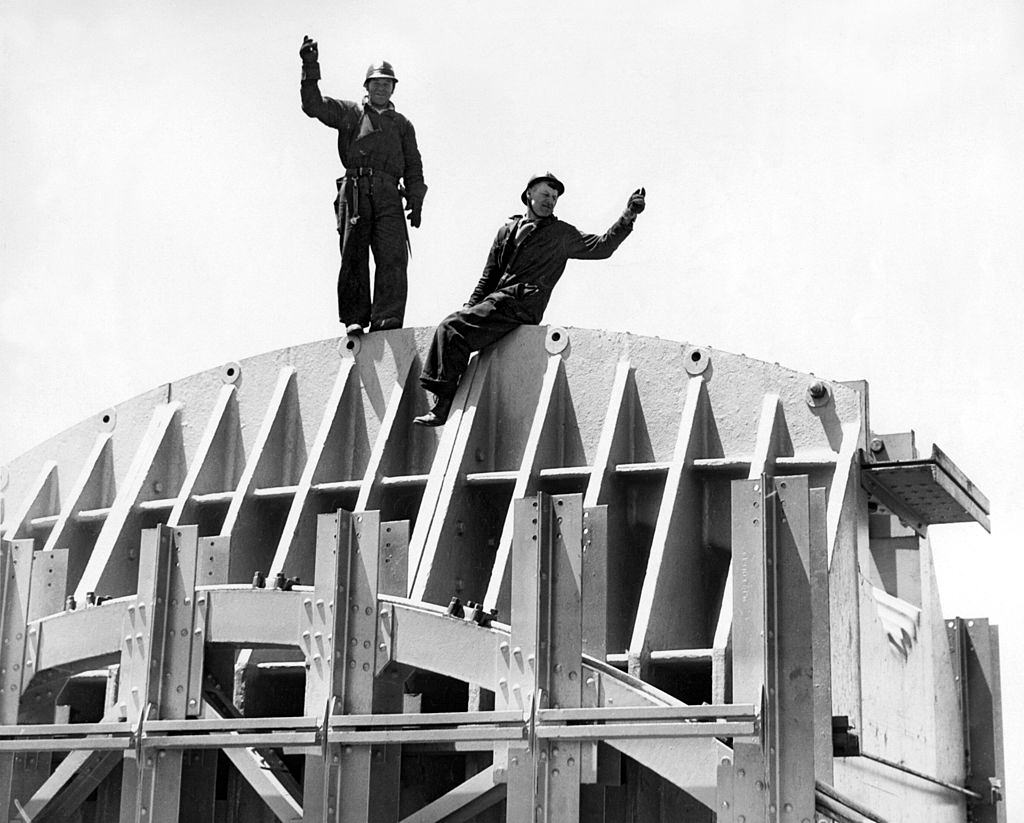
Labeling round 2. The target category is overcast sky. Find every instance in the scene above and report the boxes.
[3,0,1023,808]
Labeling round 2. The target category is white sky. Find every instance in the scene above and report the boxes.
[2,0,1023,808]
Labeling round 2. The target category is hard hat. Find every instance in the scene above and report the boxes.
[521,172,565,205]
[364,61,398,86]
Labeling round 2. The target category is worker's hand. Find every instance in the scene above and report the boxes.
[625,187,646,217]
[299,36,319,64]
[406,201,422,229]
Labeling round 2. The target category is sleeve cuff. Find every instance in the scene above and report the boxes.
[301,63,321,82]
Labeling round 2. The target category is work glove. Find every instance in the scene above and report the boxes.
[624,187,646,218]
[299,35,319,64]
[406,200,422,229]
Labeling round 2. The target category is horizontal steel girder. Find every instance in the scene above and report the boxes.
[18,589,736,804]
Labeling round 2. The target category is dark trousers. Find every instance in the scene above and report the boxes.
[336,179,408,328]
[420,299,524,399]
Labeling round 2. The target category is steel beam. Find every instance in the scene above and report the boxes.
[398,765,505,823]
[771,477,816,821]
[727,478,770,821]
[0,539,67,821]
[723,477,819,822]
[302,510,401,822]
[116,525,204,822]
[947,617,1007,821]
[219,367,299,584]
[74,402,183,601]
[501,493,585,820]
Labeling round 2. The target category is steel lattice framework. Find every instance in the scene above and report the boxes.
[0,326,1004,822]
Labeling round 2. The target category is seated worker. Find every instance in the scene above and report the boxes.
[414,172,645,426]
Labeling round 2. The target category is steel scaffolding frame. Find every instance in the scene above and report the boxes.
[0,326,1003,822]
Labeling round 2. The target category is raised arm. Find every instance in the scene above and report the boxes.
[299,35,345,128]
[568,187,645,260]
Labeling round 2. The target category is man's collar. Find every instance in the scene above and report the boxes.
[508,213,556,224]
[362,96,395,113]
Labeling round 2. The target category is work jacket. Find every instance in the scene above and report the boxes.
[467,214,634,323]
[300,69,427,206]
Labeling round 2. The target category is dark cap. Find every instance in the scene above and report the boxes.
[521,172,565,205]
[364,61,398,86]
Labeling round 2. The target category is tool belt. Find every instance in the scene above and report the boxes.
[344,167,399,187]
[335,168,403,230]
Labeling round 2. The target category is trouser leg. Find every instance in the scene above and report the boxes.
[336,186,372,327]
[420,300,522,398]
[368,186,409,328]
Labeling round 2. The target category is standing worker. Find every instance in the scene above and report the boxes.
[299,36,427,335]
[414,172,645,426]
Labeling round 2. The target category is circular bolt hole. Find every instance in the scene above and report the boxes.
[684,347,710,375]
[220,362,241,384]
[545,326,569,353]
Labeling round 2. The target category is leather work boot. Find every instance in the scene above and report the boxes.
[345,323,365,336]
[413,396,453,427]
